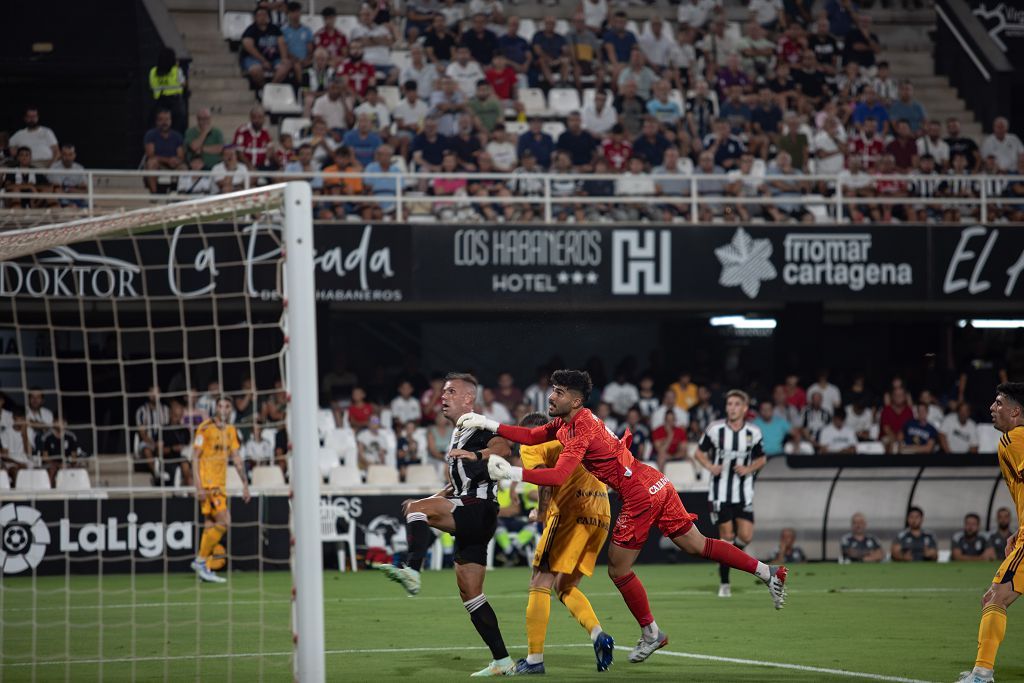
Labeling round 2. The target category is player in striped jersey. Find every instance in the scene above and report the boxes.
[694,390,767,598]
[957,382,1024,683]
[379,372,516,677]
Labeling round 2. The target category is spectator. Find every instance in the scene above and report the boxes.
[775,112,808,171]
[47,143,86,208]
[717,53,752,98]
[484,54,518,108]
[598,123,631,171]
[617,407,650,460]
[429,76,467,137]
[938,152,979,223]
[793,49,831,108]
[280,2,314,84]
[579,0,608,33]
[556,112,598,171]
[484,125,517,172]
[36,419,84,486]
[887,81,927,135]
[765,150,811,222]
[531,15,570,88]
[389,380,422,428]
[240,7,289,87]
[9,107,59,168]
[799,391,832,442]
[817,411,858,454]
[945,117,980,171]
[616,80,649,138]
[989,507,1015,558]
[134,386,169,485]
[807,370,842,411]
[1,413,32,481]
[843,14,880,70]
[312,79,352,135]
[939,402,979,454]
[233,105,274,169]
[880,386,913,450]
[768,62,797,110]
[848,118,885,170]
[872,60,898,104]
[176,156,214,195]
[481,387,513,424]
[689,385,720,440]
[143,110,185,194]
[424,14,457,64]
[469,0,504,27]
[677,0,720,32]
[753,400,791,457]
[634,117,671,167]
[320,145,366,219]
[617,47,658,99]
[952,513,995,562]
[695,150,728,221]
[406,0,441,41]
[447,46,487,99]
[284,143,324,190]
[654,146,693,221]
[356,415,395,470]
[148,47,187,134]
[851,87,890,135]
[400,45,438,98]
[768,528,807,565]
[776,23,804,67]
[836,62,868,102]
[650,389,688,430]
[647,80,683,127]
[517,117,555,169]
[892,506,938,562]
[450,114,483,170]
[568,13,605,91]
[411,115,450,173]
[844,400,875,441]
[750,87,783,158]
[841,512,885,563]
[431,150,468,215]
[396,421,423,480]
[350,5,394,75]
[725,152,765,221]
[886,119,918,172]
[339,44,377,98]
[602,371,640,418]
[907,153,942,222]
[916,119,950,170]
[652,410,688,470]
[425,411,453,466]
[3,147,45,208]
[901,403,939,454]
[354,86,392,131]
[639,16,675,71]
[720,86,753,137]
[301,117,339,167]
[808,16,839,76]
[636,376,659,419]
[981,116,1024,173]
[184,108,224,170]
[468,80,502,133]
[494,372,523,413]
[363,143,405,218]
[210,146,250,194]
[668,26,699,90]
[461,12,499,66]
[314,6,348,66]
[341,113,382,168]
[346,386,374,430]
[701,18,740,66]
[602,11,638,82]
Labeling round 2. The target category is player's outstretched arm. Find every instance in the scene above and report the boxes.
[457,412,558,445]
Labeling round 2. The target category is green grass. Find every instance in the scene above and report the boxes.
[1,562,1018,681]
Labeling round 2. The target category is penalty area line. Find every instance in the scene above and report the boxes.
[4,642,938,681]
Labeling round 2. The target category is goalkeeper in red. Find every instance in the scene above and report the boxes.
[459,369,787,663]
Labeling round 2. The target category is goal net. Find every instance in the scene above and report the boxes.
[0,183,324,682]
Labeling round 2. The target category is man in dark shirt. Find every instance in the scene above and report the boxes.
[808,16,839,75]
[892,506,938,561]
[841,513,884,562]
[517,117,555,169]
[750,88,782,158]
[498,17,531,73]
[768,528,807,564]
[952,513,996,561]
[423,15,457,63]
[450,115,483,170]
[240,7,289,87]
[615,80,648,138]
[460,13,499,66]
[632,117,670,167]
[843,14,881,69]
[36,420,84,487]
[901,402,938,453]
[703,119,745,170]
[530,16,569,87]
[555,112,598,171]
[767,63,797,108]
[410,115,451,173]
[989,507,1015,558]
[143,109,185,194]
[886,119,918,172]
[946,117,981,171]
[792,50,829,106]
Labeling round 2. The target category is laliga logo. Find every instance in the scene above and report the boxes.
[0,504,50,574]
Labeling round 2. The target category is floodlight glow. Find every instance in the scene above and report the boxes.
[710,316,746,327]
[966,319,1024,329]
[732,318,778,329]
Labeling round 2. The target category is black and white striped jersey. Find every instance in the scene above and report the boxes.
[698,420,764,506]
[801,405,832,440]
[446,426,498,503]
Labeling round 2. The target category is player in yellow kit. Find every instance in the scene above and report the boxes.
[190,396,250,583]
[514,412,616,674]
[957,382,1024,683]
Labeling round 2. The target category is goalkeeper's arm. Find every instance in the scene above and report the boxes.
[458,412,559,445]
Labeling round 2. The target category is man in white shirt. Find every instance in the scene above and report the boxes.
[916,119,950,169]
[581,89,617,136]
[812,117,846,177]
[980,116,1024,172]
[311,79,351,132]
[748,0,782,28]
[1,413,33,477]
[806,371,842,411]
[446,46,486,98]
[817,412,858,454]
[650,390,690,430]
[480,388,513,424]
[399,45,439,97]
[389,381,423,428]
[9,107,59,167]
[349,5,394,73]
[601,373,639,418]
[354,86,393,129]
[210,146,251,194]
[939,402,979,454]
[677,0,720,31]
[392,81,431,157]
[485,125,518,171]
[639,17,675,70]
[844,401,875,441]
[26,388,55,446]
[356,416,396,470]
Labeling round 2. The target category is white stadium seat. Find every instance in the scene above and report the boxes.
[0,469,10,489]
[663,461,698,490]
[222,11,251,42]
[377,85,401,111]
[978,423,1000,453]
[389,50,411,75]
[518,88,548,117]
[404,464,441,486]
[504,121,528,136]
[300,14,325,33]
[280,116,311,140]
[321,502,358,572]
[319,447,341,479]
[261,84,303,115]
[226,467,246,492]
[855,441,886,454]
[555,19,571,35]
[541,121,566,140]
[56,468,92,491]
[582,87,597,109]
[251,465,286,489]
[326,465,362,488]
[365,464,399,485]
[336,15,359,39]
[547,88,581,116]
[16,469,51,491]
[518,19,537,43]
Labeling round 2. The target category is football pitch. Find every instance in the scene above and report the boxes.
[1,562,1017,682]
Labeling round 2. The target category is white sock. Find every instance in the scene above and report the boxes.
[642,620,659,641]
[972,666,993,680]
[590,626,603,642]
[754,562,771,582]
[526,653,543,664]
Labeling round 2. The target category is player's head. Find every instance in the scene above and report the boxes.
[997,506,1012,530]
[442,372,478,423]
[520,412,548,428]
[724,389,749,422]
[964,513,980,535]
[992,382,1024,432]
[906,506,924,530]
[548,369,593,418]
[215,396,233,423]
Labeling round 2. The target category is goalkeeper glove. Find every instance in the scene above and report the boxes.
[487,454,523,482]
[457,412,499,432]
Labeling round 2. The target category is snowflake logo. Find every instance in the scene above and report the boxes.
[714,228,777,299]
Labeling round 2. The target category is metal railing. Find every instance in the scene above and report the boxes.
[3,167,1023,227]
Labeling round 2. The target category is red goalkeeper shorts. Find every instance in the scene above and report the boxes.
[611,477,698,550]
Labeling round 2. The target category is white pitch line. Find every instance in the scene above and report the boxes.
[2,642,939,682]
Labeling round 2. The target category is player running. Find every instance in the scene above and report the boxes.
[503,412,615,674]
[379,372,516,677]
[693,390,766,598]
[190,396,250,583]
[956,382,1024,683]
[461,369,787,664]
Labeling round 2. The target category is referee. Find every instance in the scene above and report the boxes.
[694,389,766,598]
[379,372,517,677]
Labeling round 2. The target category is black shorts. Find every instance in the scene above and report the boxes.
[709,502,754,526]
[451,498,499,566]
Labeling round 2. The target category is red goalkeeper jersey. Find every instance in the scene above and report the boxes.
[498,408,665,508]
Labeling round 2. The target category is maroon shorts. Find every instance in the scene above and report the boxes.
[611,477,698,550]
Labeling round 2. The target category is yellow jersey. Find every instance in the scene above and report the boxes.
[193,419,240,489]
[520,441,610,520]
[997,425,1024,524]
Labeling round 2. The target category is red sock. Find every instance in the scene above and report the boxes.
[612,572,653,628]
[702,538,758,574]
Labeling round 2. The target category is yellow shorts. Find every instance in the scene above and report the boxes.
[993,542,1024,594]
[200,488,228,517]
[532,512,610,577]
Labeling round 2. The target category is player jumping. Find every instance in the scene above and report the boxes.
[191,396,250,583]
[461,369,787,664]
[956,382,1024,683]
[379,373,516,677]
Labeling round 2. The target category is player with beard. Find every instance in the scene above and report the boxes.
[379,372,515,677]
[460,369,788,664]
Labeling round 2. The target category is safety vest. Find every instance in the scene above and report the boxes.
[149,65,184,99]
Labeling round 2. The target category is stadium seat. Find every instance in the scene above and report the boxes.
[389,51,411,75]
[326,465,362,488]
[378,85,401,111]
[582,87,597,109]
[336,14,359,38]
[504,121,528,136]
[222,11,251,42]
[404,464,441,486]
[55,468,92,491]
[300,14,325,33]
[319,446,341,479]
[226,467,246,492]
[16,469,51,491]
[555,19,571,35]
[547,88,581,116]
[663,461,698,490]
[321,502,358,572]
[668,88,685,111]
[261,84,303,115]
[854,441,885,454]
[518,88,548,117]
[251,465,286,489]
[977,423,999,453]
[541,121,566,140]
[519,19,537,43]
[280,116,311,140]
[366,464,399,486]
[0,469,10,489]
[625,20,640,36]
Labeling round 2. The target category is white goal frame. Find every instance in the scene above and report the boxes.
[0,182,326,682]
